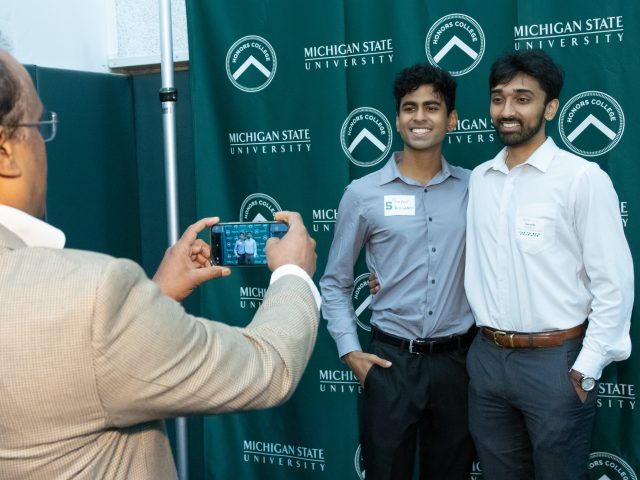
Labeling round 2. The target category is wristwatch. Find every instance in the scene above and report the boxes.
[569,369,596,392]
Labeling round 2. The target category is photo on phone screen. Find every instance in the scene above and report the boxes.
[210,221,289,267]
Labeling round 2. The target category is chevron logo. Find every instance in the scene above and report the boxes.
[226,35,277,92]
[566,114,616,142]
[231,56,271,80]
[425,14,485,76]
[348,129,387,153]
[340,107,393,167]
[559,91,625,157]
[433,36,478,62]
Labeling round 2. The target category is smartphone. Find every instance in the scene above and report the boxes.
[210,221,289,267]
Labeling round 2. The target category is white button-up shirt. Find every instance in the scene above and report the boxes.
[465,137,633,379]
[0,205,66,248]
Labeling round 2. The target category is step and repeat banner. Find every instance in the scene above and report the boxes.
[185,1,638,478]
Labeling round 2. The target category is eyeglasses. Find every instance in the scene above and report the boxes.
[16,111,58,142]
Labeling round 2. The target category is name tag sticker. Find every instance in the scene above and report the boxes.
[384,195,415,216]
[516,216,545,242]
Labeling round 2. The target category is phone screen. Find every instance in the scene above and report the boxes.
[210,221,289,266]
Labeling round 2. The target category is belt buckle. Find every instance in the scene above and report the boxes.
[492,330,515,348]
[409,338,427,355]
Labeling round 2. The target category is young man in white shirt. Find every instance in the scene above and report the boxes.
[244,230,258,264]
[464,49,633,479]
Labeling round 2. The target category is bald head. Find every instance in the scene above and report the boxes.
[0,49,38,139]
[0,49,48,218]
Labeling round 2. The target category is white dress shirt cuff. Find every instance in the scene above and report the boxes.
[572,346,608,380]
[270,264,321,310]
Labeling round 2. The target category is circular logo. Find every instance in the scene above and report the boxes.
[425,14,485,76]
[340,107,393,168]
[589,451,637,480]
[225,35,277,92]
[240,193,282,222]
[354,444,365,480]
[352,273,373,332]
[558,91,625,157]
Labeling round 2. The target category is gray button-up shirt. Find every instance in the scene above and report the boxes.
[320,152,474,358]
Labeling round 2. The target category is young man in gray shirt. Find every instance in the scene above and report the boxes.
[321,64,475,480]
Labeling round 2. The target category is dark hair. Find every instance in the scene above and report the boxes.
[0,54,22,137]
[489,49,564,103]
[393,63,456,114]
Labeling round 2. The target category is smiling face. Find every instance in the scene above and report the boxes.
[490,72,557,149]
[396,84,457,155]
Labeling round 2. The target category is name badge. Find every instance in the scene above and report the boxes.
[384,195,415,216]
[516,216,545,242]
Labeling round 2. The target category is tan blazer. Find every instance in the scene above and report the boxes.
[0,224,319,479]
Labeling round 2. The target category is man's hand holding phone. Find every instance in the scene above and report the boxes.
[153,217,231,301]
[266,211,317,277]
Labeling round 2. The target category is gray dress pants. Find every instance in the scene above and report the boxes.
[467,334,597,480]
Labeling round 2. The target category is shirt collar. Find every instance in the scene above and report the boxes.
[0,205,66,248]
[486,137,558,175]
[379,151,460,186]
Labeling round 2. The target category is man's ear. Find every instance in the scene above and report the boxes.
[447,109,459,132]
[544,99,560,121]
[0,127,21,178]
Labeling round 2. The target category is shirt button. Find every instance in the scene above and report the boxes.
[431,279,435,284]
[428,311,433,315]
[431,247,436,253]
[428,217,433,222]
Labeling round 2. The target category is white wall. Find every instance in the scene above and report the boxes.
[0,0,188,73]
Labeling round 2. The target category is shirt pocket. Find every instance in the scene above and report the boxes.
[514,202,557,254]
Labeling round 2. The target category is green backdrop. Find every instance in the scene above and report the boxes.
[186,0,639,478]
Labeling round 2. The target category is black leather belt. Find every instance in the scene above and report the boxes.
[372,327,476,355]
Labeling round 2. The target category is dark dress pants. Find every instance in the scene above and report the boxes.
[361,337,475,480]
[467,334,597,480]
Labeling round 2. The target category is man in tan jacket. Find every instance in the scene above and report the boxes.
[0,49,320,479]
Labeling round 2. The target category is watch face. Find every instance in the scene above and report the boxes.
[581,376,596,392]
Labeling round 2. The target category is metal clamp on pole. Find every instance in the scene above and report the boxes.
[159,87,178,103]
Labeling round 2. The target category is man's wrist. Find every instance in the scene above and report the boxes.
[569,369,596,392]
[341,350,358,361]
